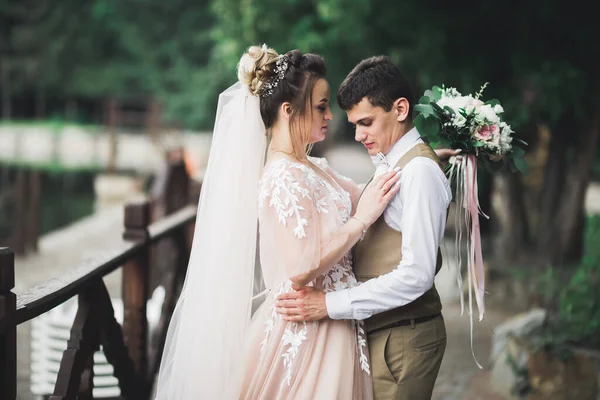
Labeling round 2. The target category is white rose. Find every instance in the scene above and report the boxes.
[439,94,461,107]
[477,104,499,123]
[469,97,484,107]
[436,96,451,108]
[494,104,504,114]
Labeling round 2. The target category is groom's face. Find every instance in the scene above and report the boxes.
[346,98,399,156]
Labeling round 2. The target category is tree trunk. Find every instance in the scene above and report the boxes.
[537,124,569,247]
[1,58,11,120]
[546,113,600,265]
[492,170,529,262]
[35,84,46,119]
[105,98,118,173]
[65,98,78,121]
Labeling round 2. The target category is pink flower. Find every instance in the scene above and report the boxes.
[474,125,493,141]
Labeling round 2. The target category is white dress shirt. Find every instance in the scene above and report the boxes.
[326,128,452,320]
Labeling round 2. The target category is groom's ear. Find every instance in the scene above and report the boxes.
[393,98,410,122]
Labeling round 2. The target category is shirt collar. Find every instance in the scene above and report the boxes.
[370,127,422,168]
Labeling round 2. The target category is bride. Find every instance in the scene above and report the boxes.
[153,44,401,399]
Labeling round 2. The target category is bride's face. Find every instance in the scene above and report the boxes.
[306,78,333,144]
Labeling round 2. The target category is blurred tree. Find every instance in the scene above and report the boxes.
[1,0,598,266]
[103,0,216,128]
[2,0,143,120]
[209,0,599,266]
[2,0,215,125]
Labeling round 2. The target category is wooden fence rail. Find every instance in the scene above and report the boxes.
[0,159,198,400]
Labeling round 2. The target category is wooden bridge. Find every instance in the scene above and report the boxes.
[0,160,200,400]
[0,122,210,257]
[0,124,210,174]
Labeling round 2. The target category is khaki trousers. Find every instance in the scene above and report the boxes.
[368,314,446,400]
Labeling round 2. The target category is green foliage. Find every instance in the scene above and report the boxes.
[413,114,440,143]
[508,215,600,351]
[554,215,600,347]
[531,215,600,350]
[2,0,599,133]
[39,171,96,234]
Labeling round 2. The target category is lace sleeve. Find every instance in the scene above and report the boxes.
[259,161,322,283]
[309,156,362,212]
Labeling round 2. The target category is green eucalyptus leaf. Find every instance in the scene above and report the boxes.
[508,158,519,173]
[512,146,526,158]
[424,90,435,102]
[414,104,435,116]
[419,116,441,137]
[432,86,443,101]
[514,157,529,174]
[419,95,431,105]
[414,114,427,136]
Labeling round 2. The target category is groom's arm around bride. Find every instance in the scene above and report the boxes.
[276,56,451,400]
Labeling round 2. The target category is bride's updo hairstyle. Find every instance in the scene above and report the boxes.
[238,44,326,158]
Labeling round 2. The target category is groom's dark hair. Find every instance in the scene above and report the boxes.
[337,56,414,115]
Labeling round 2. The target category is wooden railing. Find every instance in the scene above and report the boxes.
[0,160,199,400]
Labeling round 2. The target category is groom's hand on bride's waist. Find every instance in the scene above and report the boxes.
[276,284,328,322]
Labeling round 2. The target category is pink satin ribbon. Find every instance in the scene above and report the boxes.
[449,154,486,368]
[465,154,485,321]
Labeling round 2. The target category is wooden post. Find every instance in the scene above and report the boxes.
[0,248,16,400]
[77,353,95,400]
[164,158,190,216]
[122,200,151,384]
[12,169,26,255]
[146,98,161,147]
[149,226,190,378]
[96,282,140,399]
[50,288,100,400]
[27,170,41,252]
[148,158,190,305]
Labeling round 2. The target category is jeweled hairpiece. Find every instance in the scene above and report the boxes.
[260,55,289,98]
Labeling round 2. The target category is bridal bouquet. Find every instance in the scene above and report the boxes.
[414,84,527,360]
[414,83,527,172]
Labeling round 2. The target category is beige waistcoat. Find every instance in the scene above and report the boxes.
[353,143,444,333]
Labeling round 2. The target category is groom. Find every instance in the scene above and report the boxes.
[276,56,451,400]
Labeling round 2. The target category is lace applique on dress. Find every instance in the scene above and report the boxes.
[258,158,371,383]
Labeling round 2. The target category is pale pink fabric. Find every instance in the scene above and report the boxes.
[465,154,485,320]
[239,156,372,400]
